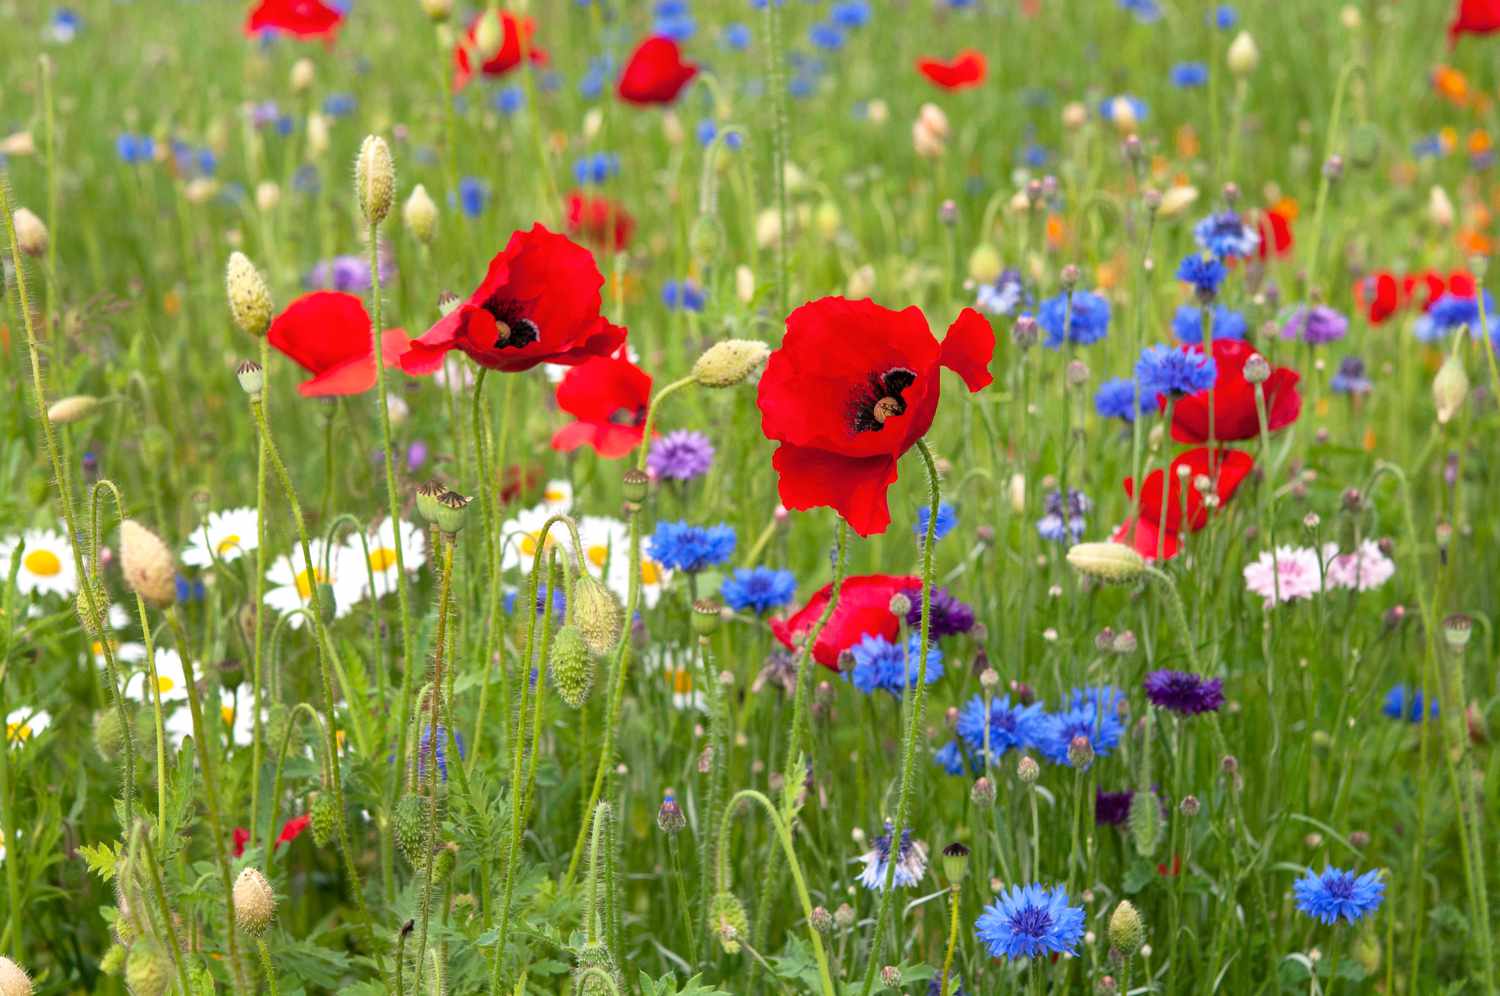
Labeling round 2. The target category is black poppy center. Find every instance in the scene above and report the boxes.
[481,295,540,350]
[610,405,647,427]
[849,367,916,434]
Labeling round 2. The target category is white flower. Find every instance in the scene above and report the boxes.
[127,647,191,703]
[643,648,705,712]
[1242,546,1323,607]
[264,539,357,627]
[540,479,574,512]
[500,503,573,578]
[90,604,148,666]
[181,507,260,568]
[218,688,257,747]
[5,707,51,748]
[164,705,196,747]
[574,515,672,608]
[342,519,426,601]
[0,528,77,598]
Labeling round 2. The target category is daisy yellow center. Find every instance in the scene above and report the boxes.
[6,722,32,743]
[221,705,235,726]
[369,547,398,572]
[587,545,609,569]
[22,549,62,577]
[91,638,119,657]
[670,668,693,696]
[545,488,566,503]
[641,560,662,586]
[294,567,327,600]
[217,534,242,555]
[156,675,176,695]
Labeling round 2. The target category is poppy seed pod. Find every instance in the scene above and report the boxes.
[414,479,447,525]
[233,867,276,935]
[403,184,438,245]
[120,520,178,608]
[692,339,771,388]
[1067,542,1145,584]
[236,359,265,397]
[12,207,47,258]
[226,251,274,336]
[0,957,32,996]
[940,841,970,884]
[572,574,623,654]
[550,624,596,708]
[355,135,395,225]
[432,490,471,535]
[1108,900,1145,956]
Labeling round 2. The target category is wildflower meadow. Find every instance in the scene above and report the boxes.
[2,0,1500,993]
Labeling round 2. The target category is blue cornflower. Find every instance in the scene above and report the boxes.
[857,821,928,890]
[1415,291,1496,342]
[1135,344,1218,399]
[648,521,736,572]
[848,634,943,698]
[457,178,486,218]
[653,1,695,40]
[1118,0,1162,22]
[1037,290,1111,348]
[1021,143,1049,168]
[1037,687,1126,766]
[572,152,620,186]
[1094,377,1153,422]
[1293,867,1385,925]
[955,695,1045,758]
[1212,4,1237,29]
[662,279,707,312]
[832,1,871,27]
[1172,303,1248,343]
[116,133,155,165]
[809,22,845,50]
[721,567,796,615]
[1170,62,1209,88]
[1382,684,1437,722]
[1098,95,1148,124]
[504,584,568,618]
[494,86,525,114]
[174,574,206,604]
[723,22,751,49]
[1177,253,1227,301]
[976,268,1029,316]
[1193,210,1260,259]
[416,724,466,782]
[48,7,81,43]
[696,120,744,149]
[1037,489,1090,543]
[1280,305,1349,345]
[322,93,357,117]
[975,884,1086,959]
[1412,135,1444,159]
[934,739,981,777]
[1330,356,1372,396]
[915,502,958,542]
[292,165,320,195]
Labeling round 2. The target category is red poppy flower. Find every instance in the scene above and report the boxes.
[617,36,698,105]
[1450,0,1500,44]
[501,462,547,504]
[550,353,651,459]
[276,814,311,847]
[1111,516,1182,562]
[1357,271,1402,324]
[392,225,626,376]
[1157,853,1183,877]
[1416,268,1476,310]
[244,0,342,39]
[1124,447,1253,534]
[1170,339,1301,444]
[1255,206,1293,260]
[758,299,995,536]
[565,192,635,253]
[916,50,987,90]
[232,826,250,858]
[771,574,920,671]
[453,11,548,91]
[267,291,411,398]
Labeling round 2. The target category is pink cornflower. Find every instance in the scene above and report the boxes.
[1324,540,1396,592]
[1243,546,1323,607]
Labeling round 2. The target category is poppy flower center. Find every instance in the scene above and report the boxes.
[480,296,541,350]
[610,405,647,427]
[849,368,917,433]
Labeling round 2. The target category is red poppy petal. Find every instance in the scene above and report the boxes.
[939,307,996,392]
[1112,516,1181,561]
[617,36,699,105]
[268,291,373,381]
[245,0,343,39]
[772,444,899,537]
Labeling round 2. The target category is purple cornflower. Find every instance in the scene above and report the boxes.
[1143,670,1224,716]
[304,242,397,292]
[904,585,975,637]
[1281,305,1349,345]
[1095,788,1134,826]
[1330,356,1372,396]
[647,430,715,482]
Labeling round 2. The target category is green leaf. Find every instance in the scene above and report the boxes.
[78,840,122,882]
[638,970,734,996]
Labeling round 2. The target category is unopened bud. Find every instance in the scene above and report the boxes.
[403,184,438,245]
[692,339,771,388]
[226,252,273,336]
[355,134,395,225]
[233,867,276,935]
[11,207,47,258]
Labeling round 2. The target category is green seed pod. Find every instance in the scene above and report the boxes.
[394,793,431,865]
[550,625,596,708]
[572,575,622,655]
[309,793,338,847]
[125,938,171,996]
[1128,790,1161,858]
[709,892,750,954]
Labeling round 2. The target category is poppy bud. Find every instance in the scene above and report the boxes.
[233,867,276,936]
[735,264,755,304]
[236,360,265,397]
[316,581,338,623]
[1226,31,1259,76]
[11,207,47,258]
[1061,101,1088,130]
[46,394,101,425]
[1108,900,1145,955]
[710,892,750,954]
[550,624,596,708]
[1067,542,1145,584]
[93,706,131,761]
[393,793,432,864]
[99,944,125,977]
[472,8,503,58]
[125,939,171,996]
[1433,350,1468,424]
[355,135,395,225]
[309,792,338,846]
[290,57,315,92]
[692,338,771,388]
[403,184,438,246]
[1158,185,1199,217]
[420,0,452,21]
[0,957,31,996]
[307,112,331,157]
[225,251,273,337]
[120,520,177,608]
[572,574,623,655]
[1427,185,1455,228]
[968,243,1002,285]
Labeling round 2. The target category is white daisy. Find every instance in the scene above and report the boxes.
[643,648,706,712]
[540,479,574,513]
[217,688,257,747]
[180,507,260,569]
[343,518,426,602]
[0,528,78,598]
[572,515,673,608]
[499,503,575,578]
[90,604,148,667]
[164,705,196,747]
[125,647,192,704]
[264,539,357,628]
[5,707,51,748]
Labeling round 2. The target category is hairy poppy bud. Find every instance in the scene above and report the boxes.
[120,520,177,608]
[394,793,431,865]
[403,184,437,245]
[125,939,171,996]
[710,892,750,954]
[1067,542,1145,584]
[0,957,32,996]
[11,207,47,258]
[233,867,276,936]
[1433,350,1468,425]
[692,339,771,388]
[1227,31,1259,76]
[966,243,1002,285]
[550,624,596,708]
[290,57,315,92]
[1108,900,1145,955]
[572,574,623,655]
[226,252,273,337]
[355,135,395,225]
[309,792,338,846]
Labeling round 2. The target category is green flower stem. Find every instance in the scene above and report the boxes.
[667,833,697,955]
[860,437,941,996]
[164,607,247,996]
[1141,566,1201,672]
[2,169,136,831]
[0,671,20,953]
[414,533,456,989]
[715,789,836,996]
[781,520,848,794]
[939,884,962,996]
[133,823,195,996]
[132,594,169,838]
[696,633,731,965]
[256,938,281,996]
[250,335,271,853]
